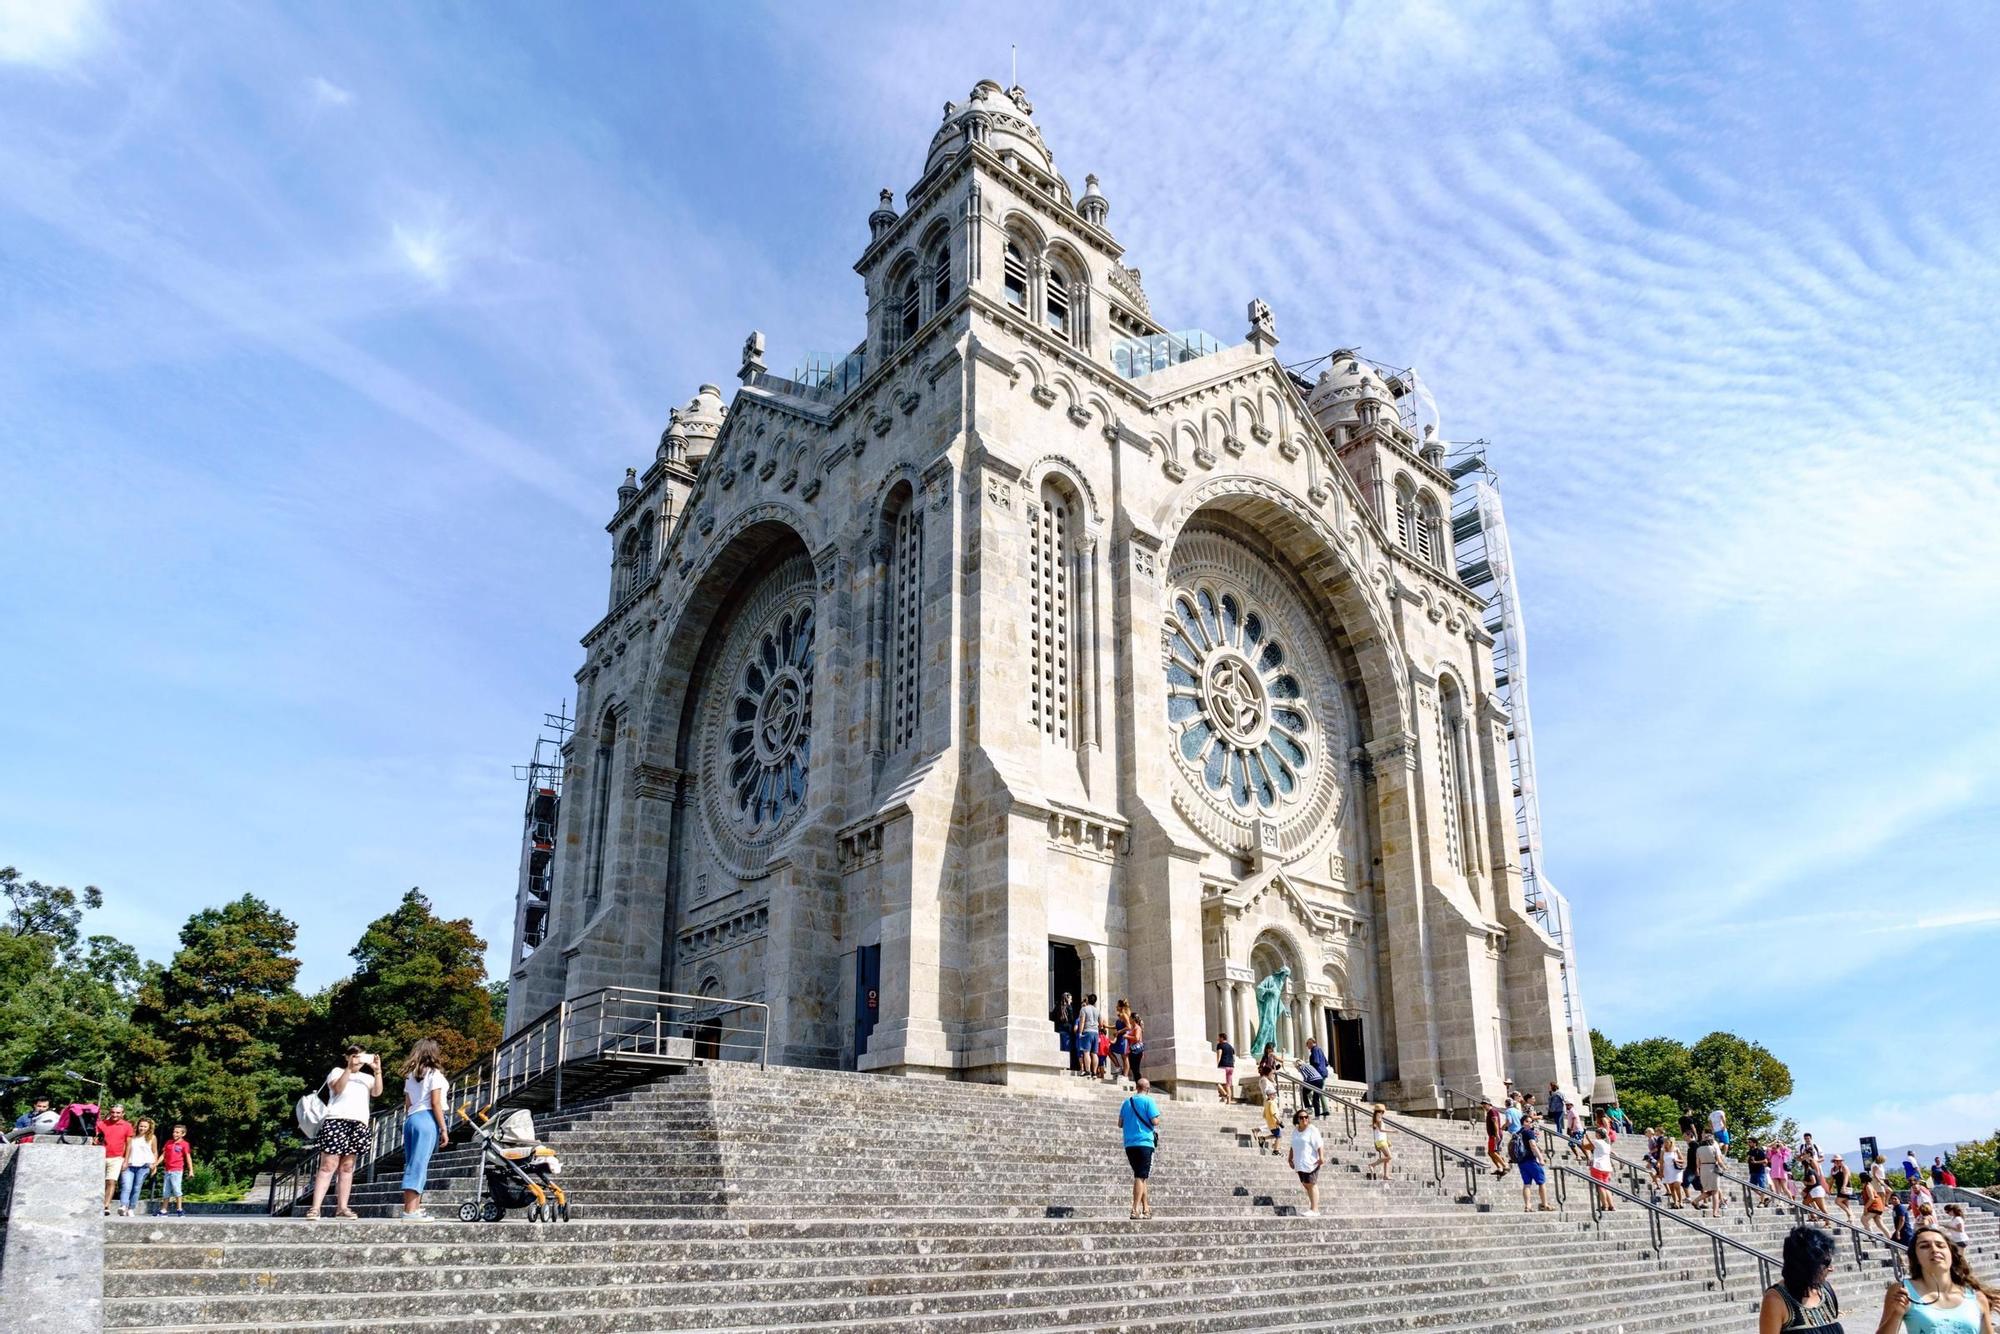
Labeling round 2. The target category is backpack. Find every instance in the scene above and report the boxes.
[1508,1130,1529,1164]
[294,1076,332,1140]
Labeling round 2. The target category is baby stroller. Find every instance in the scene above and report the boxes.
[51,1103,99,1145]
[455,1106,568,1223]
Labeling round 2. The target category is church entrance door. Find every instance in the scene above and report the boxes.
[1332,1014,1365,1082]
[853,944,881,1059]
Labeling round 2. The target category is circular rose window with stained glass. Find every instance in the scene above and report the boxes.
[1168,582,1314,815]
[725,600,814,832]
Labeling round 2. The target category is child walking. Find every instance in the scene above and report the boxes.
[160,1124,195,1218]
[1367,1104,1392,1181]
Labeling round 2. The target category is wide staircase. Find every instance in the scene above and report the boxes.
[100,1063,1982,1332]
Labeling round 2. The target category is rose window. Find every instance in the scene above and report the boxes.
[724,601,815,831]
[1166,584,1312,814]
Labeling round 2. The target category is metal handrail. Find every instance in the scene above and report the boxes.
[1274,1072,1784,1296]
[1937,1184,2000,1219]
[1607,1138,1907,1271]
[266,985,769,1215]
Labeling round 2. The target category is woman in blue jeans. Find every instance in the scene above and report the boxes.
[116,1117,159,1217]
[399,1039,451,1220]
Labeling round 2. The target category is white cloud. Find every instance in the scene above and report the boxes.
[394,221,453,286]
[308,75,353,109]
[0,0,104,68]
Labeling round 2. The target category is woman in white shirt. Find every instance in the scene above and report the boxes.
[399,1039,451,1220]
[116,1117,159,1217]
[1586,1127,1617,1212]
[306,1044,383,1219]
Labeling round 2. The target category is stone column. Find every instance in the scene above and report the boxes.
[1370,728,1444,1103]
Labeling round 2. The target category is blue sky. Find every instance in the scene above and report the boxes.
[3,1,1996,1149]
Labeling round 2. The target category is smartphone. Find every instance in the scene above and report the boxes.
[1891,1250,1906,1279]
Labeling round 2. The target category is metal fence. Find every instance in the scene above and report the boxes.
[267,986,767,1215]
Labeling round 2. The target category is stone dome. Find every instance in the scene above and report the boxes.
[1305,352,1397,430]
[925,80,1059,182]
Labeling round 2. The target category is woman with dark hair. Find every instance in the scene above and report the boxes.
[1760,1224,1846,1332]
[305,1043,382,1220]
[1877,1225,1994,1332]
[398,1039,450,1220]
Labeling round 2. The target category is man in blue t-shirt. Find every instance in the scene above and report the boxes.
[1120,1078,1161,1220]
[1516,1111,1551,1212]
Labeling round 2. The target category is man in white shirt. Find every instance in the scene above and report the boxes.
[1288,1108,1325,1218]
[1709,1107,1729,1146]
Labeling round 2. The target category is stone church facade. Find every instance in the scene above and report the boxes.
[506,81,1579,1108]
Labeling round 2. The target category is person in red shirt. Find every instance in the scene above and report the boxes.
[160,1125,195,1218]
[95,1104,134,1216]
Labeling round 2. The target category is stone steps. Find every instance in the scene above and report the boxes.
[116,1064,1811,1330]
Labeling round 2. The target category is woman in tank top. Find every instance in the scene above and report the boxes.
[1760,1224,1847,1333]
[1877,1226,1994,1334]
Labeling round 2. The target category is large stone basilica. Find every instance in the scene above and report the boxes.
[505,81,1583,1108]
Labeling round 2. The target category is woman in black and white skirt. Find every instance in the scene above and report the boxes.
[305,1044,383,1219]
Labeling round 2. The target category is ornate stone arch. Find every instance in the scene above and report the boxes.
[1157,475,1412,751]
[1021,453,1101,527]
[640,507,819,779]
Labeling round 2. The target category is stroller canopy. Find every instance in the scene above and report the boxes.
[54,1103,99,1132]
[492,1108,538,1147]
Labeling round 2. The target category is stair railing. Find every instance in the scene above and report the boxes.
[1290,1079,1783,1297]
[1607,1140,1905,1272]
[265,985,769,1215]
[1935,1184,2000,1219]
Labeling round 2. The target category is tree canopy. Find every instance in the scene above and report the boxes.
[129,895,315,1175]
[1592,1026,1795,1152]
[327,888,501,1074]
[1,864,505,1189]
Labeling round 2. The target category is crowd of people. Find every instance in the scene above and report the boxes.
[1051,992,1148,1086]
[7,1033,456,1222]
[9,1096,198,1218]
[1760,1221,1995,1333]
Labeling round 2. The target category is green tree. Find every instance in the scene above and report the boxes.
[0,868,143,1110]
[1948,1131,1999,1190]
[330,888,500,1073]
[129,895,312,1180]
[2,865,104,947]
[487,979,509,1033]
[1592,1026,1794,1151]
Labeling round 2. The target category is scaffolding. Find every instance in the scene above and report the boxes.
[509,701,574,966]
[1447,443,1593,1095]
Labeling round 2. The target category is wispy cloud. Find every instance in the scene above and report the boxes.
[307,74,351,109]
[3,2,1996,1142]
[0,0,105,69]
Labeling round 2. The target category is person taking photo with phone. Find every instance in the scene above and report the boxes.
[305,1044,382,1220]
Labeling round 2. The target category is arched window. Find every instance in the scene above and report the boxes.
[1436,681,1467,874]
[617,529,641,600]
[1417,494,1444,569]
[1045,269,1071,340]
[1028,479,1074,747]
[636,515,656,582]
[883,484,924,751]
[899,274,920,342]
[1002,241,1029,310]
[930,238,951,311]
[1394,482,1415,552]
